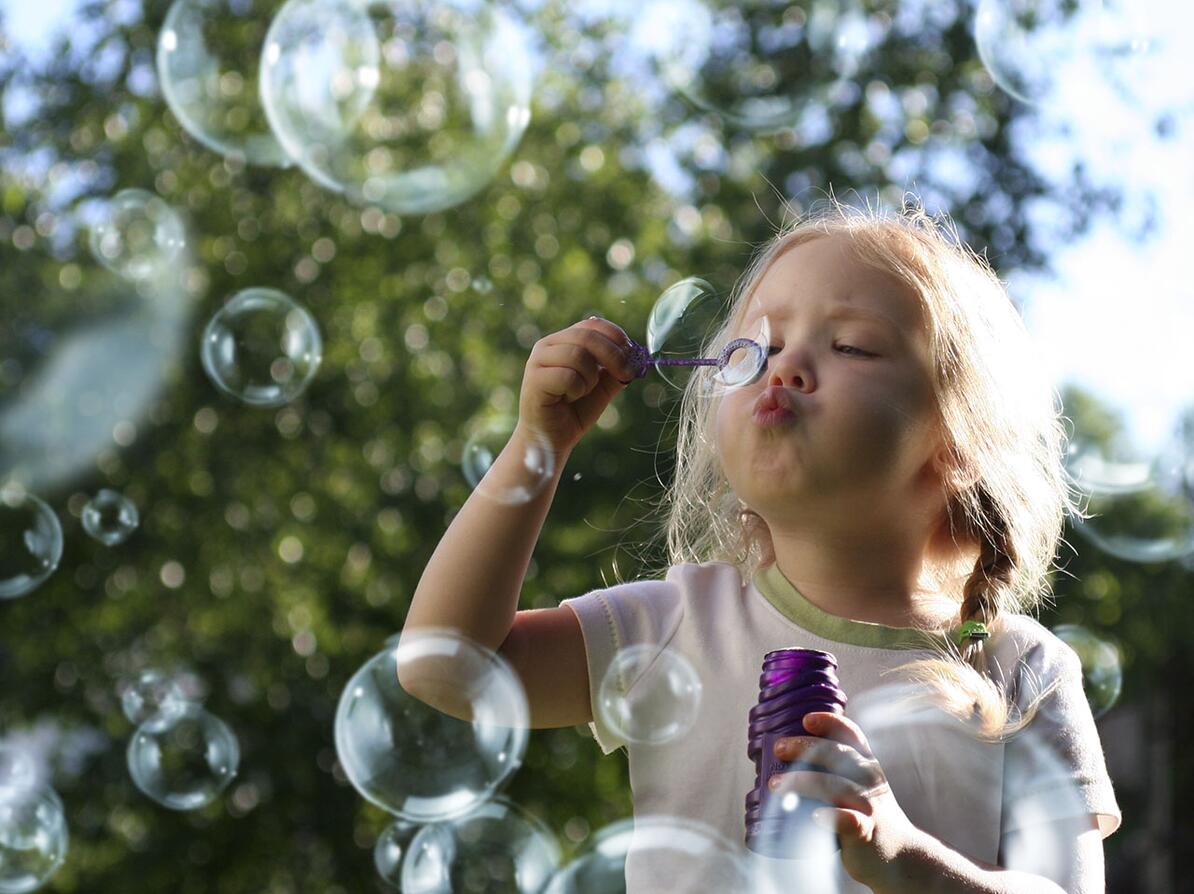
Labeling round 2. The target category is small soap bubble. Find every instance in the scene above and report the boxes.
[88,189,186,282]
[200,288,323,407]
[119,669,189,730]
[335,628,528,823]
[597,644,702,746]
[543,815,769,893]
[1052,624,1123,718]
[402,797,560,894]
[0,485,63,601]
[0,784,68,894]
[461,415,555,506]
[126,702,240,811]
[0,748,34,794]
[261,0,535,213]
[374,819,420,888]
[157,0,290,166]
[81,489,140,546]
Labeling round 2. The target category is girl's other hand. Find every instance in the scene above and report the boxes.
[516,316,638,459]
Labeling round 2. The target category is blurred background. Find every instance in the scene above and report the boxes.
[0,0,1190,890]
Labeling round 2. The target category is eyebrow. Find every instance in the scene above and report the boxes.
[741,303,902,332]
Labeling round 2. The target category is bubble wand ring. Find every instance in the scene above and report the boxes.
[625,336,764,382]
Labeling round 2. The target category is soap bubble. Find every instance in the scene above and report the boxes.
[200,287,323,407]
[0,749,34,795]
[0,485,63,601]
[401,796,560,894]
[119,669,190,731]
[261,0,535,213]
[0,197,194,493]
[597,644,702,746]
[157,0,290,166]
[625,0,883,131]
[1052,624,1123,718]
[461,415,555,506]
[0,785,68,894]
[374,819,421,888]
[87,189,187,282]
[126,702,240,810]
[1065,415,1194,563]
[646,277,723,392]
[544,815,770,893]
[81,489,140,546]
[974,0,1104,106]
[335,628,528,822]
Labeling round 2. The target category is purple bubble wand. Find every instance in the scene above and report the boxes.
[625,336,765,383]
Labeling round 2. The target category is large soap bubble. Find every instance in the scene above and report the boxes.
[81,489,140,546]
[261,0,535,213]
[0,485,62,601]
[0,197,195,492]
[126,702,240,810]
[87,189,187,282]
[0,783,68,894]
[544,815,771,893]
[200,287,323,407]
[623,0,884,131]
[157,0,290,166]
[335,628,528,822]
[597,644,703,746]
[402,796,560,894]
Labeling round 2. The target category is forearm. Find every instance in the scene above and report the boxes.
[890,830,1068,894]
[402,426,569,652]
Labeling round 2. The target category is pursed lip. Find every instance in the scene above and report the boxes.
[752,385,796,417]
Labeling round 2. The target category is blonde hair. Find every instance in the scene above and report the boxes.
[645,193,1087,740]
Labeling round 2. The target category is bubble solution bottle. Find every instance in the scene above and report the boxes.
[745,648,848,858]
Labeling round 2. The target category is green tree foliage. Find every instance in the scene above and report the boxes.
[0,0,1182,889]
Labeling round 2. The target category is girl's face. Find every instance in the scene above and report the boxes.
[716,234,947,530]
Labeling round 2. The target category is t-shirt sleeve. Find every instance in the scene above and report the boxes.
[559,576,685,756]
[1001,633,1123,840]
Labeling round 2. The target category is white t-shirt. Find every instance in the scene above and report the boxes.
[561,560,1121,893]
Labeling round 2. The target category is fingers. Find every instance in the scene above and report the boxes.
[803,712,874,760]
[773,736,884,790]
[530,318,637,399]
[768,769,891,814]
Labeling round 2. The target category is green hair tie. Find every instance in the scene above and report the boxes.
[955,620,990,646]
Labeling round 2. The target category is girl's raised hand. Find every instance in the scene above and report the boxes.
[515,316,638,459]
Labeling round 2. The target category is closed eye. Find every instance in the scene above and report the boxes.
[766,344,875,359]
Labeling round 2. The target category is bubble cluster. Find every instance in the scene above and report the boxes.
[88,189,187,282]
[597,644,703,746]
[335,629,528,822]
[373,819,419,888]
[119,669,190,730]
[200,288,323,407]
[0,485,63,601]
[261,0,535,213]
[81,489,140,546]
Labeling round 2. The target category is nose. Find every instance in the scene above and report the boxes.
[762,344,813,392]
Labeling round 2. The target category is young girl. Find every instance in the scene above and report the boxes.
[402,198,1121,893]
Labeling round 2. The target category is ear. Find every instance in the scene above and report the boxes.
[934,449,980,492]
